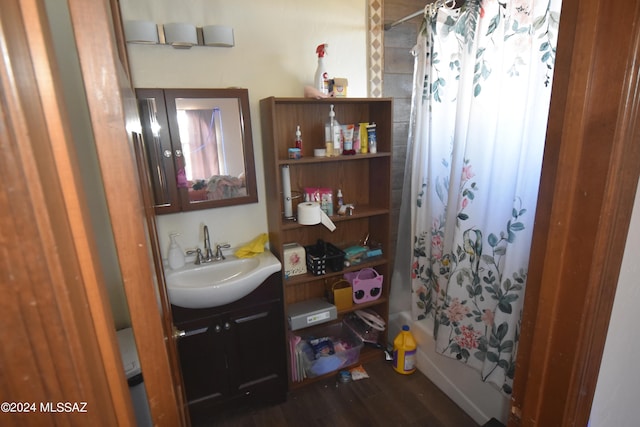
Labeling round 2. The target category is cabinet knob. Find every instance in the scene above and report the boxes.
[163,149,172,158]
[174,149,183,158]
[214,324,222,333]
[224,322,231,331]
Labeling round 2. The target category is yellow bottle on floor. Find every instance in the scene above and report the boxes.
[393,325,417,374]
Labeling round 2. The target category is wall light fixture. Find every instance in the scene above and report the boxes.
[124,20,235,49]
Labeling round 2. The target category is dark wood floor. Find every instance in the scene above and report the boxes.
[197,357,479,427]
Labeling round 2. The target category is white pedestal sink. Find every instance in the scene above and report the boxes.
[165,251,281,309]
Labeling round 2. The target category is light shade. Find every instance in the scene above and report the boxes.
[202,25,235,47]
[123,20,159,44]
[164,22,198,48]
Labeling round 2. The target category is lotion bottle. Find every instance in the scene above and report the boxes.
[325,104,336,156]
[168,233,185,270]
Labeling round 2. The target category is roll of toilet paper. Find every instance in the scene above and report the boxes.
[297,201,336,231]
[297,202,322,225]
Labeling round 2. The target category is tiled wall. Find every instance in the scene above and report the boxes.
[383,0,425,266]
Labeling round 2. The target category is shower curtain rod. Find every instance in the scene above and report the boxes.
[384,9,424,31]
[384,0,458,31]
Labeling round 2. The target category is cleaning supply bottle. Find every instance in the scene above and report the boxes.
[168,233,185,270]
[295,125,303,153]
[315,43,329,95]
[393,325,417,375]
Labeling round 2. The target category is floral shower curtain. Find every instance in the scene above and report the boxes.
[406,0,561,393]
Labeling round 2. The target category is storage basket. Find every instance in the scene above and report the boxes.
[344,268,383,304]
[299,323,363,378]
[305,240,345,276]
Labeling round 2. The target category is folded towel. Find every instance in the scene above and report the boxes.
[234,233,268,258]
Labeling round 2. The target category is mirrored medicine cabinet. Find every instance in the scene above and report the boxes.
[136,88,258,214]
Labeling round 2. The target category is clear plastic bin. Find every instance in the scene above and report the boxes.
[300,323,363,378]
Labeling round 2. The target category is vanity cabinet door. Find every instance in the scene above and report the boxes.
[225,302,288,402]
[177,321,229,406]
[137,89,181,214]
[177,300,287,423]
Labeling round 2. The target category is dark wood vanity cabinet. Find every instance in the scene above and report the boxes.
[171,272,287,423]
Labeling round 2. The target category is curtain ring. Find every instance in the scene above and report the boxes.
[444,0,457,9]
[424,3,437,19]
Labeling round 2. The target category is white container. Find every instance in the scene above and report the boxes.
[168,233,185,270]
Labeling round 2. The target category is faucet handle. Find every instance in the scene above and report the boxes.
[186,248,204,265]
[215,244,231,260]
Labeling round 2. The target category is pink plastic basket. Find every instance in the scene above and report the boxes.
[344,268,383,304]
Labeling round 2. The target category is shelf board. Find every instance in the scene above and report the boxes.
[281,206,389,230]
[336,297,389,316]
[284,258,388,286]
[278,152,390,166]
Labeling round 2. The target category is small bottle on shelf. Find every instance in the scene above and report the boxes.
[295,125,303,154]
[366,123,377,154]
[342,124,356,155]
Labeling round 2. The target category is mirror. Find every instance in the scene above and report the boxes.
[136,88,258,214]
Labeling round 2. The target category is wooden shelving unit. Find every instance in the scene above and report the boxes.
[260,97,393,387]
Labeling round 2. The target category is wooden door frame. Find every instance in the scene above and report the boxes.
[0,0,133,425]
[65,0,187,425]
[3,0,638,425]
[511,0,640,424]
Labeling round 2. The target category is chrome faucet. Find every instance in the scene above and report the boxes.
[203,225,215,262]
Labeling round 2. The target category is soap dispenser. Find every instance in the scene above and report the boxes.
[168,233,185,270]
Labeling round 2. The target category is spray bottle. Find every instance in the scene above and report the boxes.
[315,43,329,95]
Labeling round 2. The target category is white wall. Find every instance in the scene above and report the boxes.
[590,179,640,426]
[119,0,368,256]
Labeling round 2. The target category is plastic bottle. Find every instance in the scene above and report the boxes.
[337,189,344,208]
[295,125,303,154]
[393,325,417,375]
[168,233,185,270]
[342,124,356,155]
[314,43,329,95]
[366,123,377,154]
[325,104,336,157]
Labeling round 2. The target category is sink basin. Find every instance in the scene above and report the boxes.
[165,251,281,309]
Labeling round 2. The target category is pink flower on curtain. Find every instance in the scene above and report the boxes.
[431,234,443,260]
[411,260,419,279]
[481,309,495,327]
[444,298,470,323]
[462,164,475,181]
[454,325,482,350]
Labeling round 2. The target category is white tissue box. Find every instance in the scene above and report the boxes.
[283,243,307,278]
